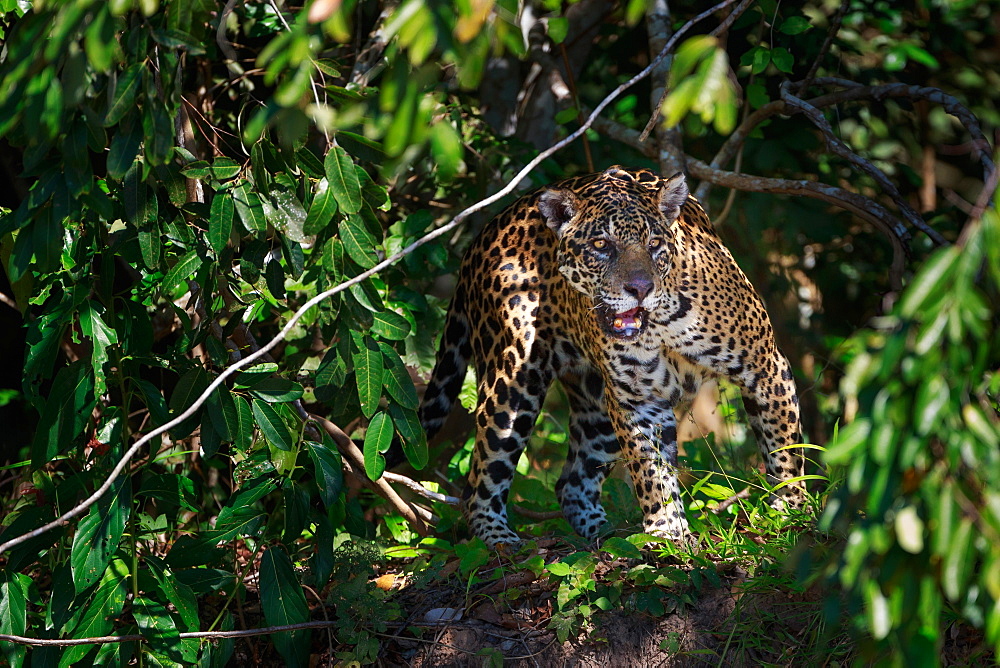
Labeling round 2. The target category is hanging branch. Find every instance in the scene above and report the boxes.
[779,80,948,246]
[685,158,908,291]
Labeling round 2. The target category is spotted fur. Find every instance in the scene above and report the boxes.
[419,167,805,548]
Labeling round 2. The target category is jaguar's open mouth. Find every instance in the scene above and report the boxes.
[599,305,647,340]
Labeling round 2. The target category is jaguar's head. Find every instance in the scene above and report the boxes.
[539,167,689,341]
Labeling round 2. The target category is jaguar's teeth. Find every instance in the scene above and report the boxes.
[614,317,624,329]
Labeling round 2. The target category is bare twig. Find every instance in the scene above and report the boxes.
[796,0,848,95]
[780,81,947,246]
[710,486,751,514]
[0,621,345,647]
[685,158,908,292]
[0,0,738,556]
[382,471,461,505]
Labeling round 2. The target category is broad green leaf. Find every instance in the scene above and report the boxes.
[133,595,185,663]
[31,360,96,468]
[62,561,128,666]
[898,247,960,317]
[371,309,411,340]
[232,181,268,232]
[206,386,239,442]
[379,342,418,409]
[600,536,644,560]
[306,438,344,507]
[137,473,197,512]
[351,332,383,418]
[324,145,362,214]
[162,249,203,296]
[339,214,378,269]
[78,300,118,396]
[252,398,293,450]
[233,394,254,452]
[167,367,208,439]
[942,518,973,602]
[138,216,162,270]
[779,16,812,34]
[105,62,144,126]
[209,190,234,255]
[770,47,794,73]
[84,5,116,71]
[235,362,280,387]
[363,411,393,480]
[0,572,29,667]
[303,177,338,236]
[429,122,463,181]
[388,403,428,470]
[247,377,304,403]
[547,16,568,43]
[259,548,310,668]
[107,120,142,180]
[71,474,130,593]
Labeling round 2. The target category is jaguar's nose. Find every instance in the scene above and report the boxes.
[624,274,653,303]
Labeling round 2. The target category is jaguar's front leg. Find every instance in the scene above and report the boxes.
[606,398,688,539]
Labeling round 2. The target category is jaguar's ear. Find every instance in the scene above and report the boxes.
[539,188,580,237]
[658,172,689,221]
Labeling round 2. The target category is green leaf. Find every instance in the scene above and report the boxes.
[234,362,280,387]
[779,16,812,35]
[209,191,234,255]
[233,181,268,232]
[84,5,116,71]
[105,62,144,126]
[161,249,203,296]
[71,475,130,593]
[247,377,304,403]
[388,403,428,470]
[351,332,383,418]
[942,518,973,602]
[206,386,239,442]
[600,536,644,560]
[898,247,960,317]
[137,473,197,512]
[304,177,338,235]
[371,309,411,340]
[62,561,128,667]
[547,16,568,43]
[259,548,310,668]
[233,394,254,452]
[379,343,418,409]
[133,595,185,663]
[363,411,393,480]
[306,439,344,507]
[339,214,378,269]
[31,360,96,468]
[0,572,29,667]
[167,367,208,438]
[252,398,294,451]
[770,47,794,73]
[78,300,119,397]
[324,145,362,214]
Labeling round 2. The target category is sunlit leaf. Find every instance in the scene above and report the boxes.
[363,411,393,480]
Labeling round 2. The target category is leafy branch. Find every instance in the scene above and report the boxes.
[0,0,739,557]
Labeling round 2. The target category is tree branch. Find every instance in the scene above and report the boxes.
[686,158,908,292]
[310,415,431,535]
[779,81,948,246]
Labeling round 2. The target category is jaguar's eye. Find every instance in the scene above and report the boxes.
[648,237,663,250]
[591,239,608,250]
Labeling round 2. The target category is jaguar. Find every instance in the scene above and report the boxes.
[417,166,805,547]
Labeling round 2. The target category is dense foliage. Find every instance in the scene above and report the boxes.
[0,0,996,665]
